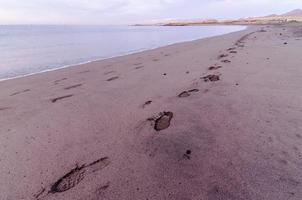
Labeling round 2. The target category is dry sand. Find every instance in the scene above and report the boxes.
[0,24,302,200]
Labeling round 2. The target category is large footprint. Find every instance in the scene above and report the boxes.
[34,157,110,199]
[50,157,110,193]
[148,112,174,131]
[178,89,199,98]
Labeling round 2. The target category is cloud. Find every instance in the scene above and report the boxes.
[0,0,186,24]
[0,0,301,24]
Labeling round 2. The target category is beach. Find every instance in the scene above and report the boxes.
[0,23,302,200]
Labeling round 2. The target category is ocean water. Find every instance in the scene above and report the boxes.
[0,25,245,80]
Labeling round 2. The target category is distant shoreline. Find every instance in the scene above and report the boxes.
[134,21,301,26]
[135,10,302,26]
[0,25,245,82]
[159,21,301,26]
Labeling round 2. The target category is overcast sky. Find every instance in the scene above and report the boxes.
[0,0,301,25]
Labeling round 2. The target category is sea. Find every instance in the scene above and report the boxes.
[0,25,245,80]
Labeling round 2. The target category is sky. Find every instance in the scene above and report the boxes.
[0,0,302,25]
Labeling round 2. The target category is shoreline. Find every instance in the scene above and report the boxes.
[1,23,302,200]
[0,25,246,82]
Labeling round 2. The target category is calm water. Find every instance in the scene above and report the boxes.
[0,25,245,80]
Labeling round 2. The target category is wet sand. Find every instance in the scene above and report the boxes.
[0,24,302,200]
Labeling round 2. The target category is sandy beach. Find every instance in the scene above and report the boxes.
[1,24,302,200]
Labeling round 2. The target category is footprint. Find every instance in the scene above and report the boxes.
[50,165,86,193]
[208,66,222,71]
[64,84,82,90]
[106,76,119,81]
[104,71,116,75]
[95,182,110,195]
[86,157,111,173]
[227,47,236,51]
[229,51,237,54]
[51,94,74,103]
[143,101,152,108]
[0,107,11,111]
[188,89,199,93]
[235,31,256,47]
[178,89,199,98]
[153,112,173,131]
[135,66,144,70]
[34,187,46,199]
[178,91,190,98]
[10,89,31,96]
[77,70,90,74]
[221,60,231,63]
[54,78,67,84]
[97,183,110,191]
[202,75,220,82]
[50,157,110,194]
[217,54,228,59]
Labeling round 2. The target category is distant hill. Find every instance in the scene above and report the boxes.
[264,14,278,18]
[135,9,302,26]
[281,9,302,17]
